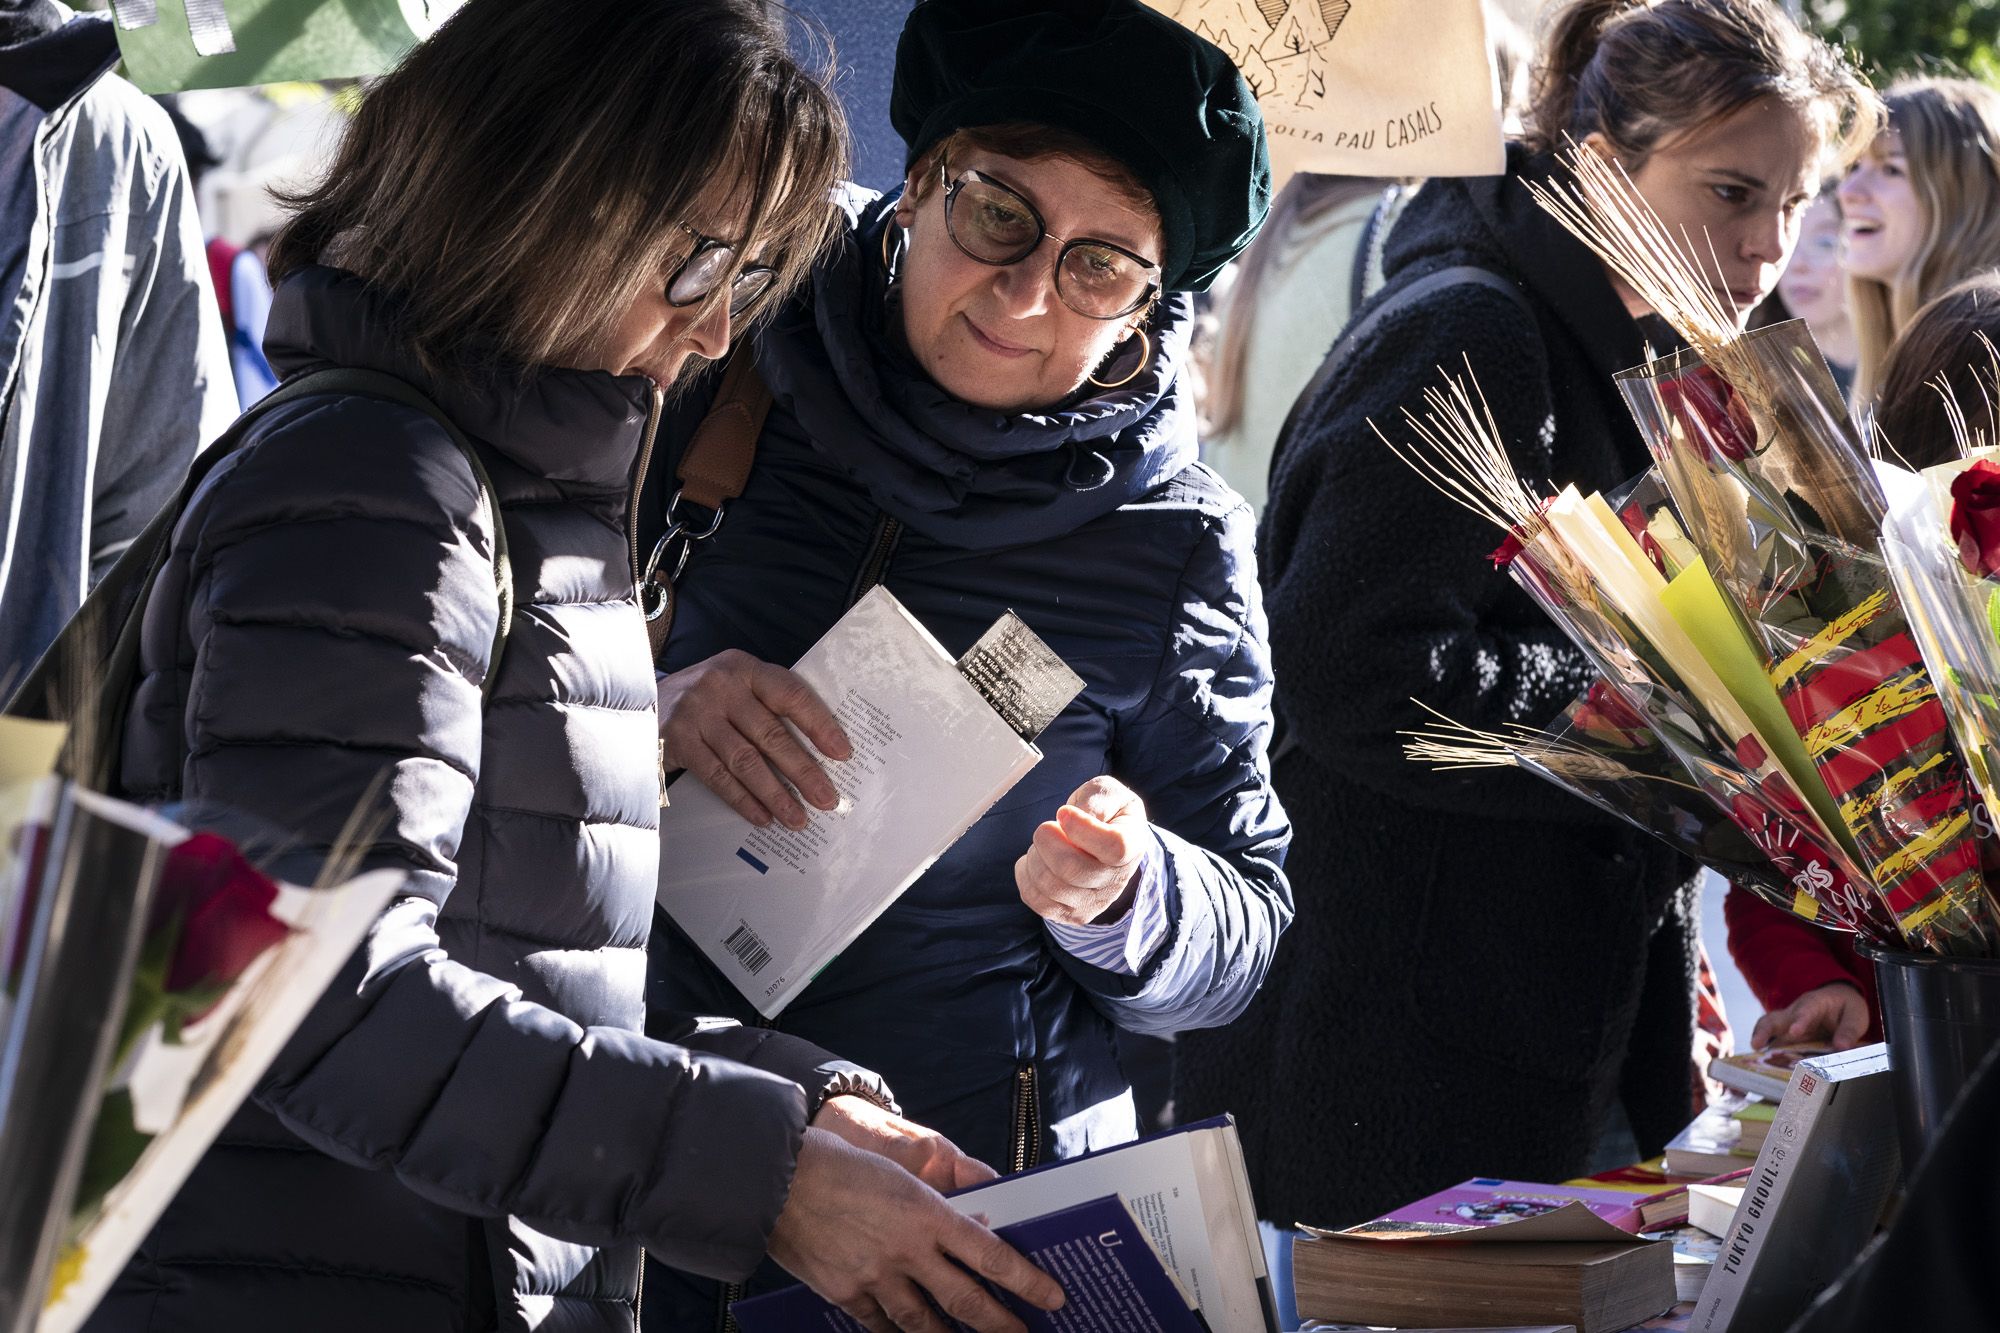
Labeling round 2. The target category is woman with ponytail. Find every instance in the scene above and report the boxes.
[1177,0,1875,1233]
[1841,77,2000,404]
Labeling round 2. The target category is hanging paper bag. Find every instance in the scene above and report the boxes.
[1146,0,1505,186]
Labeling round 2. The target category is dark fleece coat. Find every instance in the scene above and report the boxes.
[1174,146,1701,1230]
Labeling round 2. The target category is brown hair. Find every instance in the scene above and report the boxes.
[1526,0,1876,170]
[903,123,1159,227]
[1872,272,2000,469]
[1849,78,2000,403]
[269,0,848,378]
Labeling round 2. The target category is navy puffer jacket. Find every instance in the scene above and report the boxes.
[642,194,1292,1327]
[92,268,880,1333]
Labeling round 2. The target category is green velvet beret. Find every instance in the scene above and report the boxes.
[890,0,1271,293]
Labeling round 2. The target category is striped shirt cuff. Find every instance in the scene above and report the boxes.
[1044,836,1170,976]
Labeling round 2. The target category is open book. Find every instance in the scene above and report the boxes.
[947,1116,1278,1333]
[657,586,1083,1017]
[733,1194,1206,1332]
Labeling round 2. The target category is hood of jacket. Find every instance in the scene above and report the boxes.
[0,3,115,111]
[264,265,657,493]
[754,191,1199,549]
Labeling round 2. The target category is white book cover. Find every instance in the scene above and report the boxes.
[949,1117,1278,1333]
[657,586,1078,1018]
[1690,1044,1898,1333]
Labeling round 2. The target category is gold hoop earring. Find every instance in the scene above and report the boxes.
[1087,326,1150,390]
[881,218,904,275]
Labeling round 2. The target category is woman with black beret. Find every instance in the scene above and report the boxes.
[639,0,1292,1324]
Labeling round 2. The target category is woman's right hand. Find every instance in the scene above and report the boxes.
[1750,982,1871,1050]
[768,1128,1065,1333]
[657,649,851,829]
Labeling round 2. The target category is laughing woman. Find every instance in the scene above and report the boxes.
[640,0,1292,1323]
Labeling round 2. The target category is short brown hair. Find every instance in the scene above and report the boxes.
[1526,0,1877,170]
[1873,272,2000,469]
[269,0,848,378]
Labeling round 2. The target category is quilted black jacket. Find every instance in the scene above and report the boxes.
[90,267,874,1332]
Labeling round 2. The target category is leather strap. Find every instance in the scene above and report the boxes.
[644,348,772,661]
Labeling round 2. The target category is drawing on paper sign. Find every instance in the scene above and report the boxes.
[1169,0,1351,108]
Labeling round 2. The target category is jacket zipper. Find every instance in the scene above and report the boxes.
[845,512,903,608]
[627,381,663,1331]
[628,380,666,588]
[1009,1063,1042,1174]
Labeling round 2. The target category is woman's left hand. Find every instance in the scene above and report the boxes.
[1014,777,1151,926]
[811,1094,998,1194]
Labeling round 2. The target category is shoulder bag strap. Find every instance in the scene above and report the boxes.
[6,367,512,790]
[642,346,773,662]
[1270,264,1531,493]
[1263,264,1533,769]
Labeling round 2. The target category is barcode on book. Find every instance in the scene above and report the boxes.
[723,922,772,976]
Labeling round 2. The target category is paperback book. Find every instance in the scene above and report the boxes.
[948,1116,1277,1333]
[657,586,1083,1017]
[1690,1045,1898,1332]
[732,1195,1204,1332]
[1294,1179,1675,1333]
[1709,1045,1829,1102]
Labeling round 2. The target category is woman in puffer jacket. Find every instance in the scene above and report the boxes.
[641,1,1293,1323]
[89,3,1063,1331]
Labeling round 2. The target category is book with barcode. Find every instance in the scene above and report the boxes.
[656,586,1083,1017]
[731,1194,1205,1332]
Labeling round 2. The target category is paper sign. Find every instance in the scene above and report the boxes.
[1148,0,1506,186]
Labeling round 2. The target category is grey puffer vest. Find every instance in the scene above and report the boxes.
[91,266,857,1333]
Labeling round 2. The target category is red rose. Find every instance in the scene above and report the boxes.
[1656,365,1757,463]
[1572,680,1650,746]
[1489,530,1525,568]
[150,833,290,996]
[1950,459,2000,579]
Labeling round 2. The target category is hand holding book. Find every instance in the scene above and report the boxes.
[1749,983,1870,1051]
[766,1128,1066,1332]
[655,647,853,830]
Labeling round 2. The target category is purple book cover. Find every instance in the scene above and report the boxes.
[1361,1178,1644,1235]
[731,1194,1206,1332]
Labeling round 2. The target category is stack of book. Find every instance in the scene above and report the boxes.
[1662,1094,1770,1177]
[1291,1179,1677,1333]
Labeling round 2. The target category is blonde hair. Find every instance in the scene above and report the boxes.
[1850,78,2000,403]
[270,0,848,380]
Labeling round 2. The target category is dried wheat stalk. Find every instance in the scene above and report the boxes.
[1371,358,1599,609]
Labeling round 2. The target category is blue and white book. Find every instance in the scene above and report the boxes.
[945,1116,1279,1333]
[731,1194,1206,1332]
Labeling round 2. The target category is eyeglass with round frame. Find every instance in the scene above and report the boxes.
[937,162,1161,320]
[667,221,778,319]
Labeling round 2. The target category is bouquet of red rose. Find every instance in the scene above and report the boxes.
[1380,369,1885,933]
[1879,454,2000,851]
[0,777,398,1333]
[1528,145,2000,956]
